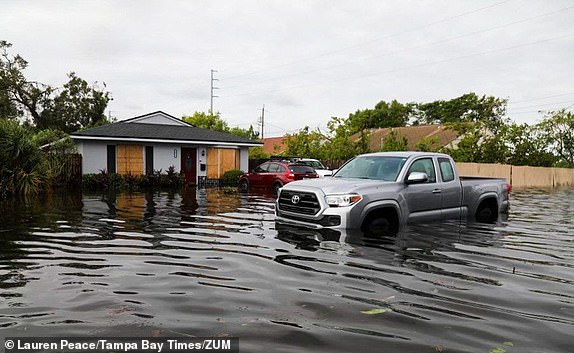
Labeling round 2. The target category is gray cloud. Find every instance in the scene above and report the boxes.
[2,0,573,135]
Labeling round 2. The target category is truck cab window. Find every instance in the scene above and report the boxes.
[407,158,436,183]
[438,158,455,182]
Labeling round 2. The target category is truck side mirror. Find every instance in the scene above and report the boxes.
[406,172,428,184]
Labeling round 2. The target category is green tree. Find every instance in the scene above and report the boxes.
[248,146,269,159]
[183,111,259,140]
[229,125,259,140]
[415,93,507,125]
[347,99,412,134]
[415,136,441,152]
[0,82,18,119]
[40,72,111,133]
[538,109,574,167]
[324,116,362,160]
[0,40,52,125]
[505,123,556,167]
[444,121,509,164]
[284,126,326,159]
[0,41,111,132]
[183,111,229,131]
[0,119,45,196]
[380,129,408,152]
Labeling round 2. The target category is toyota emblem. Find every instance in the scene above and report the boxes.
[291,195,300,204]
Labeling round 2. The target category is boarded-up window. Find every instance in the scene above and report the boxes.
[206,148,240,178]
[117,145,144,174]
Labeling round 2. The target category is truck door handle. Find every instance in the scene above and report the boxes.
[432,189,441,194]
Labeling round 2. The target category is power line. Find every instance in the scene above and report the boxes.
[510,92,574,104]
[221,4,574,92]
[509,99,574,112]
[223,32,574,99]
[223,0,512,81]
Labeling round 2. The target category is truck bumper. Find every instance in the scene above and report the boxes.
[275,204,359,229]
[500,200,510,213]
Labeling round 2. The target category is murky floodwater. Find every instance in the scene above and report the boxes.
[0,187,573,352]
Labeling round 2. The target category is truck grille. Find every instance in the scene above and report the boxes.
[278,190,321,215]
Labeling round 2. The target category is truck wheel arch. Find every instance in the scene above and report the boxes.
[475,197,498,223]
[361,206,400,236]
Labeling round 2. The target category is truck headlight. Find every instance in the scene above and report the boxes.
[325,193,362,207]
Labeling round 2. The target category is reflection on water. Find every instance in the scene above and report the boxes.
[1,188,573,352]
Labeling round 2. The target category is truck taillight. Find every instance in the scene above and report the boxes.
[507,184,512,196]
[288,173,295,178]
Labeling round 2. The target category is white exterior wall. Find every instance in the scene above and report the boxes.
[240,147,249,172]
[77,140,259,179]
[150,144,181,173]
[129,112,188,126]
[80,141,109,174]
[197,146,207,178]
[134,115,185,125]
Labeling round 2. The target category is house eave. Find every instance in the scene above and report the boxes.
[71,135,263,147]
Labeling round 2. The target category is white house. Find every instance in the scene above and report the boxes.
[71,111,262,184]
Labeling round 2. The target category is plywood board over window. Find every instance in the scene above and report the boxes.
[206,148,240,178]
[117,144,144,174]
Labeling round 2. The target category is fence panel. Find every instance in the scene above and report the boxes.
[456,163,511,181]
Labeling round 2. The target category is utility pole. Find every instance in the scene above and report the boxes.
[258,104,265,139]
[210,69,219,115]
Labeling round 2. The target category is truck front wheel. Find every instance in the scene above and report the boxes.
[362,210,399,236]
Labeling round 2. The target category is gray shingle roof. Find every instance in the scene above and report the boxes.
[72,122,262,145]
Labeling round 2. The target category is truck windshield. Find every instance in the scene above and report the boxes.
[334,156,407,181]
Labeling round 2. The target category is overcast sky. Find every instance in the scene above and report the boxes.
[2,0,573,137]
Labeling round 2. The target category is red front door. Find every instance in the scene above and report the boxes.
[181,148,197,184]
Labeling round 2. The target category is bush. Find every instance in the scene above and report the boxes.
[0,119,45,197]
[81,166,185,191]
[222,169,245,187]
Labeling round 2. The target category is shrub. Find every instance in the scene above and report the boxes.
[223,169,245,187]
[81,166,185,191]
[0,119,45,197]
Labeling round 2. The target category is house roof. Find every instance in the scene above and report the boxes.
[71,111,262,147]
[353,125,460,151]
[262,136,291,154]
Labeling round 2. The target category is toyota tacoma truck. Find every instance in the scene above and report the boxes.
[275,152,510,233]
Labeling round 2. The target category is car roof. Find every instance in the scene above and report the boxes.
[262,161,309,166]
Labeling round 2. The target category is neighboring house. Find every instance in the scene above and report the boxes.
[71,111,262,184]
[353,125,462,152]
[262,136,290,155]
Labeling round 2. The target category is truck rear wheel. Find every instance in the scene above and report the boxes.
[476,199,498,223]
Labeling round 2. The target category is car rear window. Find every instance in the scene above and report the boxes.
[289,165,315,173]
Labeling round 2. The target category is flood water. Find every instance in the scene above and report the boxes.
[0,187,573,353]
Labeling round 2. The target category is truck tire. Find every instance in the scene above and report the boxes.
[239,179,249,192]
[476,199,498,223]
[362,212,398,236]
[273,181,283,196]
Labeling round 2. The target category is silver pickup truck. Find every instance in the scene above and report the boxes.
[275,152,510,234]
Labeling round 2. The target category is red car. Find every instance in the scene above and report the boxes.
[239,161,319,194]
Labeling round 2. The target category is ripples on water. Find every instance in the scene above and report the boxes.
[0,188,573,352]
